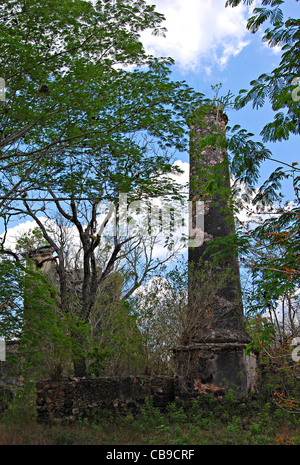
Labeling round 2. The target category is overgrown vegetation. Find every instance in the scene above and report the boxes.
[0,389,299,445]
[0,0,299,445]
[0,0,200,377]
[225,0,300,416]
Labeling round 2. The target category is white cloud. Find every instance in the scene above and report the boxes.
[169,160,189,186]
[142,0,251,72]
[0,218,46,251]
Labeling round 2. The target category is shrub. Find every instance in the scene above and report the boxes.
[1,381,37,426]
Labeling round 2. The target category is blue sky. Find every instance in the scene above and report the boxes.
[142,0,299,199]
[2,0,298,247]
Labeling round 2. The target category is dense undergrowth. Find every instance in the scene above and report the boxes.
[0,387,299,445]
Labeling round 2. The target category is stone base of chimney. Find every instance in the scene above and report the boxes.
[173,342,257,394]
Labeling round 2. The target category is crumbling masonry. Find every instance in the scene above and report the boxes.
[1,107,257,422]
[173,107,256,393]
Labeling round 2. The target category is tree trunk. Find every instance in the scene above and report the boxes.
[74,355,87,377]
[72,328,87,377]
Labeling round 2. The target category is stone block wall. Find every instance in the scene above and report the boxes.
[36,376,174,422]
[35,376,227,423]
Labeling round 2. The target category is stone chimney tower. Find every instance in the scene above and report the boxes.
[174,106,256,393]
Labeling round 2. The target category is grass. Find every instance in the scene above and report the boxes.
[0,393,299,445]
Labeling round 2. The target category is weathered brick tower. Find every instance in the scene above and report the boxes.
[174,106,256,393]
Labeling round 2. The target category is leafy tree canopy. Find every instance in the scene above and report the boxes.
[0,0,201,209]
[0,0,201,377]
[225,0,299,322]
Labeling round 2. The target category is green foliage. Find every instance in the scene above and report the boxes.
[166,402,187,423]
[87,347,113,377]
[257,344,300,414]
[227,126,272,186]
[51,430,77,446]
[133,258,238,371]
[15,227,49,254]
[0,0,201,203]
[88,275,147,376]
[20,268,74,378]
[224,0,300,339]
[1,381,37,426]
[139,396,164,426]
[0,258,24,340]
[245,315,276,354]
[130,395,299,445]
[1,392,299,444]
[0,0,201,377]
[210,83,235,112]
[133,272,185,374]
[0,227,77,379]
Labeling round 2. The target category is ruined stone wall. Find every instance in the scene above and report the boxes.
[36,376,174,422]
[35,376,227,423]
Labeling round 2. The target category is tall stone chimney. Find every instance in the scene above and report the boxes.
[174,106,256,393]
